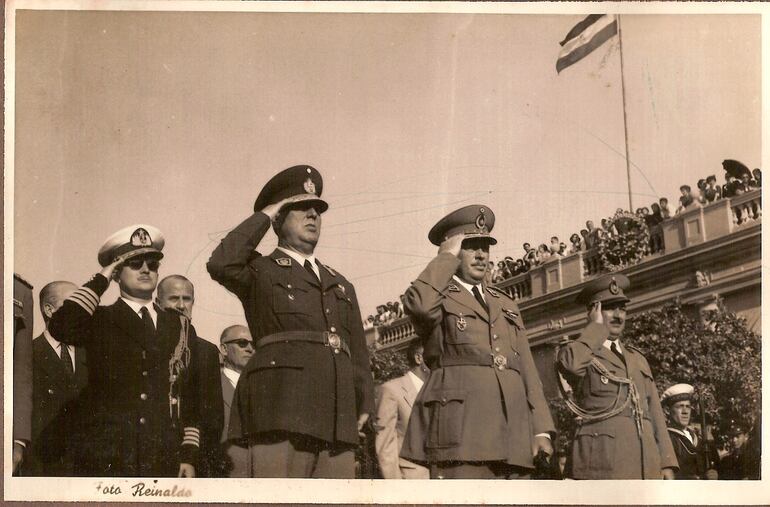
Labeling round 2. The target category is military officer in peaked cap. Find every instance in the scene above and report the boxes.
[207,165,374,478]
[556,274,677,479]
[400,205,555,479]
[48,225,202,477]
[660,383,718,479]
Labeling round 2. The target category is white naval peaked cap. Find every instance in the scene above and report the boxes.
[97,224,165,267]
[660,383,694,405]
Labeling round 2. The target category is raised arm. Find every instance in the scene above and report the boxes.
[556,303,610,377]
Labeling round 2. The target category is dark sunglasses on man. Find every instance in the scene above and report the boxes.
[123,256,161,272]
[224,339,254,349]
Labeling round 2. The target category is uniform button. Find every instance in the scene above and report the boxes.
[490,324,495,328]
[270,360,276,366]
[440,397,447,404]
[140,393,147,400]
[492,334,499,340]
[170,397,178,405]
[142,371,148,377]
[170,374,177,381]
[494,347,500,352]
[139,417,146,425]
[288,294,295,301]
[48,388,54,395]
[330,326,336,333]
[287,284,292,289]
[325,308,331,314]
[334,349,340,354]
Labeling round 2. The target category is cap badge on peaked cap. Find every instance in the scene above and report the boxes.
[475,208,487,232]
[303,177,316,195]
[130,228,152,247]
[609,277,620,295]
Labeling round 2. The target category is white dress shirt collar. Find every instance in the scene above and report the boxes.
[222,365,241,388]
[120,297,158,326]
[44,329,76,371]
[603,339,623,353]
[277,246,320,279]
[452,275,485,302]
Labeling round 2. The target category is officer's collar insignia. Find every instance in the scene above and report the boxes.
[447,284,461,292]
[275,257,292,267]
[475,209,488,232]
[337,283,345,293]
[303,177,316,195]
[324,264,338,276]
[600,375,609,384]
[502,308,518,318]
[609,277,620,295]
[131,228,152,246]
[486,287,500,298]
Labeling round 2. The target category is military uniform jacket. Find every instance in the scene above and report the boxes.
[30,335,88,476]
[48,274,200,477]
[188,336,224,477]
[207,212,374,447]
[556,323,678,479]
[400,253,555,467]
[667,428,709,479]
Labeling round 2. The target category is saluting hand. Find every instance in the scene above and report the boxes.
[438,234,464,257]
[98,254,129,281]
[262,194,314,220]
[589,301,604,325]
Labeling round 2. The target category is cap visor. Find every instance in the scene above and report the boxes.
[461,233,497,245]
[119,248,164,263]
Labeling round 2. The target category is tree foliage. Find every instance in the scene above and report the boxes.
[368,343,410,385]
[622,299,760,435]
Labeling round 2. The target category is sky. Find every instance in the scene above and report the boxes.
[12,9,761,344]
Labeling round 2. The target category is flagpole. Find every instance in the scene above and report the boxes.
[616,15,634,211]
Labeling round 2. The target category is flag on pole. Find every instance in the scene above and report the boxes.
[556,14,618,73]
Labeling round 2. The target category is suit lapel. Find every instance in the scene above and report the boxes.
[598,343,627,372]
[400,374,417,408]
[445,285,488,322]
[269,249,321,288]
[110,298,155,353]
[37,335,69,378]
[221,371,235,408]
[484,285,502,324]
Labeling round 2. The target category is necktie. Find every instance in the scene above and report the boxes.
[304,259,319,281]
[60,344,74,376]
[471,285,488,313]
[140,306,155,335]
[610,342,625,364]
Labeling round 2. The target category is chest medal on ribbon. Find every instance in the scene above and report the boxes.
[456,314,467,331]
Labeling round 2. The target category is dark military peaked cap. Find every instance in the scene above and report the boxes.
[576,273,630,306]
[428,204,496,246]
[253,165,328,213]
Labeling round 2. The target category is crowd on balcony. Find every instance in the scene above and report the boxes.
[488,161,761,284]
[363,299,406,330]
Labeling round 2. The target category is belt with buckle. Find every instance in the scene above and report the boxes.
[434,352,517,371]
[255,331,351,357]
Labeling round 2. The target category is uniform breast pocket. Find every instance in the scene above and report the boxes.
[442,309,477,345]
[589,368,622,397]
[333,288,354,331]
[272,281,313,315]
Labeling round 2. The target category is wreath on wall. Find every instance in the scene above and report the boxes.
[597,211,651,272]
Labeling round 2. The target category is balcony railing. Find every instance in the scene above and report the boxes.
[375,189,761,350]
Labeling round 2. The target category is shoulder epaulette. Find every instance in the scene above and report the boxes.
[486,286,510,299]
[323,264,339,277]
[624,344,645,354]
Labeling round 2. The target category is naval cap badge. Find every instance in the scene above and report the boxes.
[130,227,152,247]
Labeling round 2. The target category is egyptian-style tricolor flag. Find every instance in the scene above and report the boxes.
[556,15,618,73]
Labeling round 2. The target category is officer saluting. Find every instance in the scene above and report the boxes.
[556,274,677,479]
[400,205,555,479]
[207,165,374,478]
[48,225,201,477]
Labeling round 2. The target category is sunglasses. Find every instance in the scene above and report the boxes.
[124,257,161,272]
[225,339,253,349]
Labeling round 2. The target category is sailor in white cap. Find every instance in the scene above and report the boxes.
[661,383,717,479]
[48,225,202,478]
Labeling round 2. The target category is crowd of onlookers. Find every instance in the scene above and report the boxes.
[363,299,406,329]
[488,163,761,284]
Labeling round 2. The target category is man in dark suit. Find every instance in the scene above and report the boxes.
[156,275,224,477]
[556,274,678,479]
[30,281,89,476]
[49,224,201,477]
[218,325,254,476]
[13,274,34,475]
[208,165,374,478]
[400,205,555,479]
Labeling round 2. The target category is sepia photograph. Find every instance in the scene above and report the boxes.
[5,1,766,503]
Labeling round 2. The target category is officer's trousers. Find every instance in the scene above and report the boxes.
[244,431,355,478]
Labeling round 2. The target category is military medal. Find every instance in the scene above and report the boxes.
[600,375,609,384]
[492,353,508,371]
[456,315,467,331]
